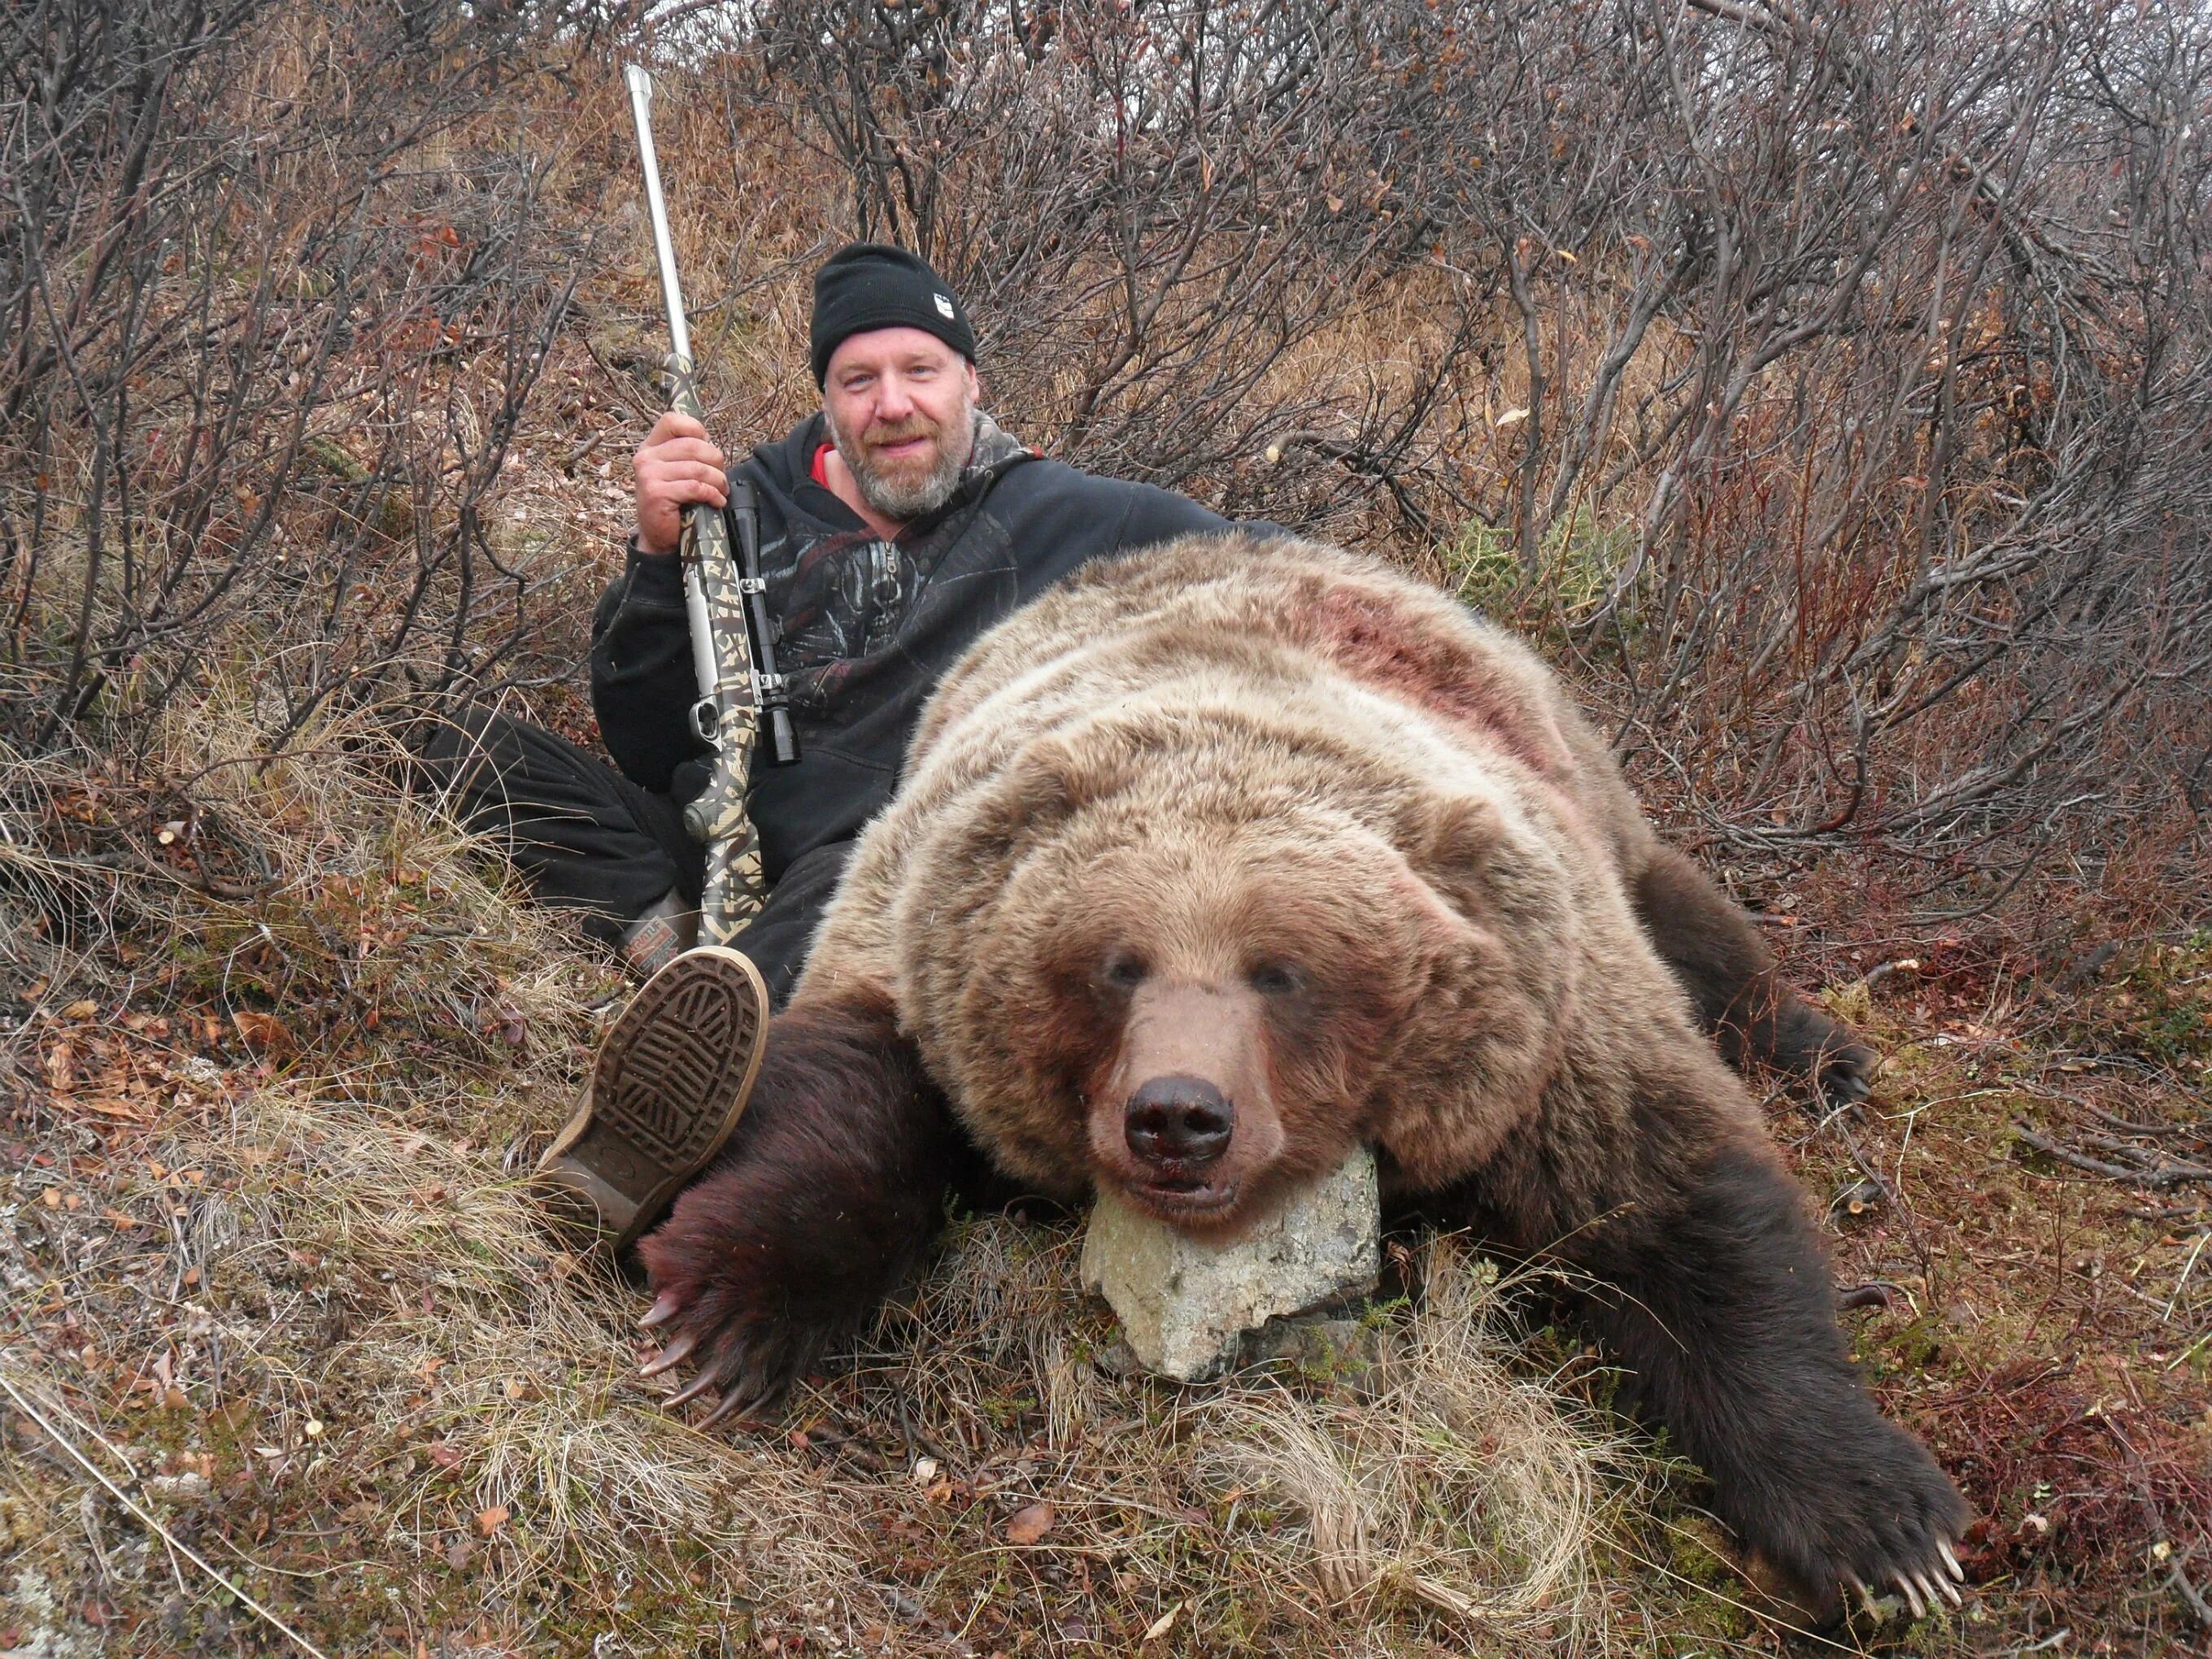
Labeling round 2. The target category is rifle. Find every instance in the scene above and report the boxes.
[623,63,799,947]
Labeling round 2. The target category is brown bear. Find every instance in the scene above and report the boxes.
[638,533,1965,1617]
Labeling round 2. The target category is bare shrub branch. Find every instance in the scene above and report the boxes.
[2,0,595,758]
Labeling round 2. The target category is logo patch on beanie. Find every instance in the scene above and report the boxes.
[934,293,956,320]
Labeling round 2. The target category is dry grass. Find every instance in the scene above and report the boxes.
[2,712,864,1648]
[25,721,2203,1654]
[2,712,1857,1657]
[1203,1245,1625,1642]
[7,721,2210,1656]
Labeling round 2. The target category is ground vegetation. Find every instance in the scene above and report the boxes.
[4,0,2209,1650]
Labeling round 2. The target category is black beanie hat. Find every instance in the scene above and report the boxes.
[809,243,977,386]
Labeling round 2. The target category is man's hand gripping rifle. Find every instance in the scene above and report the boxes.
[624,64,799,947]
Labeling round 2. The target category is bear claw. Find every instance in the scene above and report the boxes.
[697,1387,765,1429]
[664,1369,723,1409]
[1894,1563,1962,1617]
[1845,1544,1967,1624]
[1809,1034,1879,1108]
[631,1242,831,1426]
[1821,1066,1873,1107]
[638,1332,695,1377]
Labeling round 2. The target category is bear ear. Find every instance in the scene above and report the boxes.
[1417,793,1502,883]
[1008,733,1134,820]
[958,734,1126,867]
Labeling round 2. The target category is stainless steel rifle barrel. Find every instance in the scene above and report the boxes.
[627,66,690,364]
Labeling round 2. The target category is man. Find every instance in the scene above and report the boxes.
[426,244,1234,1248]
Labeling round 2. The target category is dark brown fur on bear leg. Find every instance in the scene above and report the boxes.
[635,988,957,1421]
[1633,845,1878,1104]
[1548,1144,1966,1617]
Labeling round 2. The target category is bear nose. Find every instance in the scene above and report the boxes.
[1124,1076,1234,1167]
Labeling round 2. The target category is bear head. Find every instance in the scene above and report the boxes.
[895,699,1583,1234]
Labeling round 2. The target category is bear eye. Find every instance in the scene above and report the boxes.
[1249,961,1303,995]
[1098,952,1147,992]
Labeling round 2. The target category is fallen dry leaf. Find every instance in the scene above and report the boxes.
[74,1095,147,1122]
[1143,1601,1183,1642]
[475,1505,509,1536]
[229,1010,295,1057]
[1004,1501,1054,1545]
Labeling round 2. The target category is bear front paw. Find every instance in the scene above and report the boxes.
[632,1150,889,1433]
[632,1167,844,1426]
[1753,1419,1970,1623]
[629,1089,947,1429]
[634,1282,827,1430]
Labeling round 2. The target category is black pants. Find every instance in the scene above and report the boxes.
[412,708,848,1005]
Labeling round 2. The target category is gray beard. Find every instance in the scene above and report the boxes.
[828,404,977,523]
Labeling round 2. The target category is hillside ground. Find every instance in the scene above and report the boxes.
[2,737,2207,1657]
[6,22,2210,1655]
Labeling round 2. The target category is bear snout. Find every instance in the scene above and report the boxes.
[1125,1075,1234,1171]
[1090,978,1287,1228]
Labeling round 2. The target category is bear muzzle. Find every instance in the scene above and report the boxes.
[1092,980,1287,1227]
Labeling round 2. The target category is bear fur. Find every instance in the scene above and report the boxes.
[639,533,1962,1613]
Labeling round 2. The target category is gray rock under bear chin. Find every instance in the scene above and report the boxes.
[1080,1147,1382,1382]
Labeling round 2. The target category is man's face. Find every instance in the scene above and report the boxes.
[822,327,980,523]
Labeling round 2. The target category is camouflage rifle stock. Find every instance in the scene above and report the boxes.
[623,64,798,945]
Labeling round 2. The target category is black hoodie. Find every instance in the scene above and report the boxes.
[589,411,1228,887]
